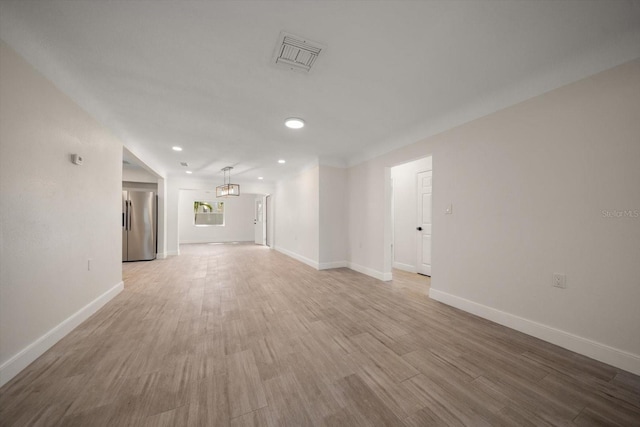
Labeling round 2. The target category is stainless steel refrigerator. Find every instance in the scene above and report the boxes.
[122,191,157,261]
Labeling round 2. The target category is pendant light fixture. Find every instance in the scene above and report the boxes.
[216,166,240,197]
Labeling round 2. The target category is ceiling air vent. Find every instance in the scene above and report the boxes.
[180,162,189,167]
[273,31,324,73]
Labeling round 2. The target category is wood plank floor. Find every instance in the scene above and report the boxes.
[1,243,639,426]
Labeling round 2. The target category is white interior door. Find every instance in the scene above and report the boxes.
[254,198,264,245]
[417,171,432,276]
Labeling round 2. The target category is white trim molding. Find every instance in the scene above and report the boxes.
[179,240,256,245]
[319,261,348,270]
[274,246,319,270]
[0,282,124,387]
[272,245,394,282]
[429,288,640,376]
[393,262,417,273]
[347,262,392,282]
[274,248,393,281]
[274,247,349,272]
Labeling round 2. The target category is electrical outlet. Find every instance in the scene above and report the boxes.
[553,273,566,289]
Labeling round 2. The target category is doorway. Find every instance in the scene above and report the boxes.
[122,147,163,260]
[389,156,433,278]
[254,197,264,245]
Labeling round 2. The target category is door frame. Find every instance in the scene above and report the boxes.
[254,196,265,245]
[386,155,434,281]
[265,194,272,247]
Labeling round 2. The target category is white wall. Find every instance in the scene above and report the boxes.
[178,190,256,244]
[391,157,432,273]
[272,164,348,270]
[0,41,123,386]
[347,145,437,280]
[166,176,274,255]
[319,165,348,268]
[156,177,167,258]
[430,59,640,374]
[122,166,158,183]
[273,166,320,268]
[123,182,157,192]
[343,58,640,374]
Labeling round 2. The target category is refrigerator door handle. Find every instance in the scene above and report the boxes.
[126,200,130,230]
[128,200,132,230]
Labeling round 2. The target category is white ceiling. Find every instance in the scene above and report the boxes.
[1,1,639,183]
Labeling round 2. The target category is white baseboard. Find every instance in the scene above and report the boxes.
[393,261,417,273]
[0,281,124,388]
[429,288,640,376]
[319,261,348,270]
[274,246,319,270]
[273,248,391,281]
[347,262,392,282]
[179,240,254,245]
[156,252,167,259]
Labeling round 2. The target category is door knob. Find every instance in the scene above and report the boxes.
[416,227,422,231]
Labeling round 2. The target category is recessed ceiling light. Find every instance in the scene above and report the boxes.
[258,177,264,180]
[186,171,192,174]
[278,159,286,164]
[285,118,305,129]
[172,146,183,151]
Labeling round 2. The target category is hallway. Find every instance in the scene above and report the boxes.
[1,244,638,426]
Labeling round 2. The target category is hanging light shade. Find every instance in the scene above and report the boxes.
[216,166,240,197]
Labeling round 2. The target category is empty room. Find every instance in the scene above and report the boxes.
[1,1,639,425]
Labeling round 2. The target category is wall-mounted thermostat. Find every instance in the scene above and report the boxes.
[71,154,83,165]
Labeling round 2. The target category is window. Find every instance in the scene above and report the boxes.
[194,201,224,226]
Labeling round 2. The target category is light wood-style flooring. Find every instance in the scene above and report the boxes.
[1,243,639,426]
